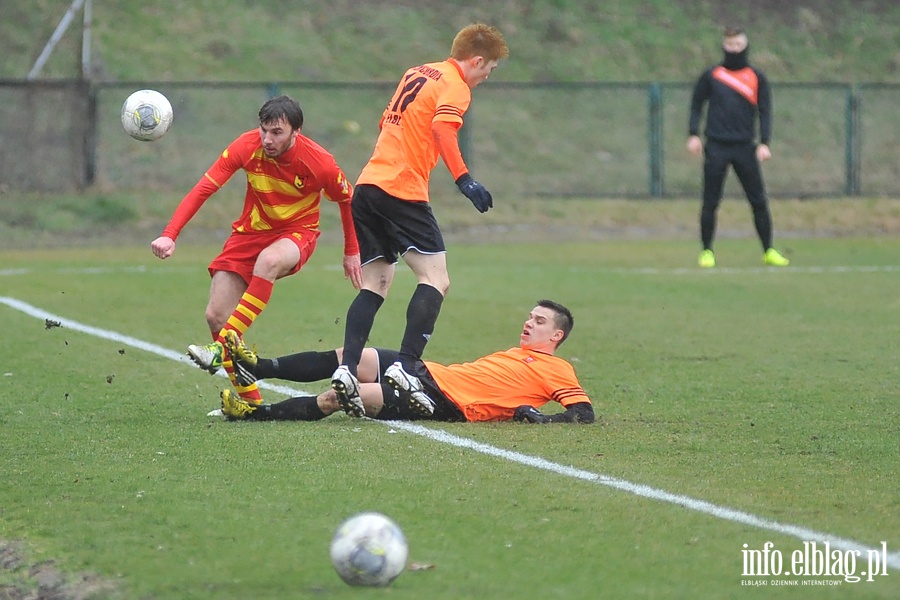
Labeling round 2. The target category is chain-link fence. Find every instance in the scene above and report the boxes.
[0,80,93,190]
[1,80,898,198]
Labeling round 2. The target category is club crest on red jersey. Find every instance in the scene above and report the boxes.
[337,171,350,195]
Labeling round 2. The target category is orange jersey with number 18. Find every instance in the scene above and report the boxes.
[356,60,471,202]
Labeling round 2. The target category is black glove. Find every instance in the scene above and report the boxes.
[455,173,493,213]
[513,405,549,423]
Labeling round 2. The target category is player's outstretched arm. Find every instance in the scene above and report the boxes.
[513,402,594,424]
[432,120,493,213]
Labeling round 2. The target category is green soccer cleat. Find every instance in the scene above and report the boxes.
[187,340,224,374]
[698,249,716,268]
[220,389,257,420]
[763,248,790,267]
[223,330,257,386]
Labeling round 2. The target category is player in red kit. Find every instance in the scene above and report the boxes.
[150,95,362,406]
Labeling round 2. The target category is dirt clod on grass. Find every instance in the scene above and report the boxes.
[0,541,118,600]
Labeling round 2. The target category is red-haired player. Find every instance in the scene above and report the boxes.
[330,23,510,418]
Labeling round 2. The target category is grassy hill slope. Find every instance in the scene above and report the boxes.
[1,0,898,249]
[3,0,899,82]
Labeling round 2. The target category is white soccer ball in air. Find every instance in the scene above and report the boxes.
[329,512,409,587]
[121,89,173,141]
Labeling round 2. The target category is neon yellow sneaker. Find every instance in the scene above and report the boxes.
[187,340,224,373]
[698,249,716,268]
[220,389,257,420]
[763,248,790,267]
[223,330,257,386]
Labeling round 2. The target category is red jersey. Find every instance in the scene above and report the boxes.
[425,347,591,422]
[163,130,358,254]
[356,60,471,202]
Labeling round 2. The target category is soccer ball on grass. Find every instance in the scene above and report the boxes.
[121,89,173,141]
[329,512,409,587]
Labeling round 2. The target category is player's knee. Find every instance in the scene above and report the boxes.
[371,277,391,296]
[416,273,449,295]
[431,275,450,296]
[253,255,288,280]
[747,198,768,212]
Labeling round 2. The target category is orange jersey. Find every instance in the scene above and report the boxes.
[163,130,356,251]
[356,60,471,202]
[425,347,591,422]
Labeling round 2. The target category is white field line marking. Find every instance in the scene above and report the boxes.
[3,295,897,571]
[593,265,900,276]
[385,422,900,571]
[3,264,900,278]
[0,296,314,398]
[0,266,198,277]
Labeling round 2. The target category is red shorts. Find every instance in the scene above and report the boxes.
[208,229,320,285]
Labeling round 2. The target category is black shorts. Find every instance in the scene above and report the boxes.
[351,184,446,266]
[371,348,466,422]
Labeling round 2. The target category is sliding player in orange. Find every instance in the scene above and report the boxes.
[218,300,594,425]
[330,23,510,419]
[150,95,362,405]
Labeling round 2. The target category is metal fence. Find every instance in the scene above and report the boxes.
[1,79,898,198]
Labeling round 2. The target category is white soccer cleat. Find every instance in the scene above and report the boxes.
[331,366,365,418]
[384,362,435,416]
[187,340,224,374]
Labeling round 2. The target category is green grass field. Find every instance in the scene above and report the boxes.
[4,3,898,596]
[2,237,898,599]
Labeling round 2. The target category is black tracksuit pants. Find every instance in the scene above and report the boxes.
[700,139,773,251]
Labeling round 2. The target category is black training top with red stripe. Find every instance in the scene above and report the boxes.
[688,64,772,145]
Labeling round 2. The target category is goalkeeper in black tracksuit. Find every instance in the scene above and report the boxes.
[687,26,789,268]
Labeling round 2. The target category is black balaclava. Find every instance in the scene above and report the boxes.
[723,45,749,70]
